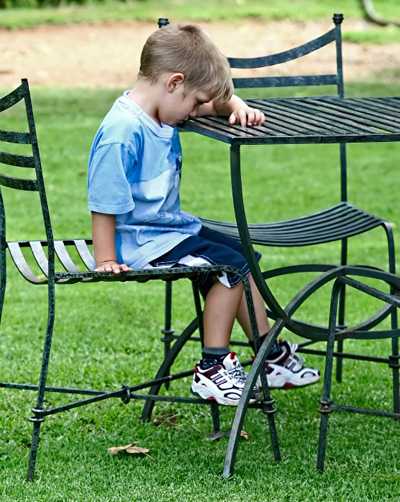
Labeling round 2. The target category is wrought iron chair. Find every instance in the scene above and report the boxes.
[201,13,396,378]
[179,14,398,475]
[158,15,396,385]
[0,79,280,480]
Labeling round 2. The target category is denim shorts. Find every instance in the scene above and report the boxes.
[150,226,261,297]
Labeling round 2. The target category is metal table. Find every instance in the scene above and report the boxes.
[182,95,400,476]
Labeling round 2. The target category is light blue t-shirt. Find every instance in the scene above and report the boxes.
[88,92,202,268]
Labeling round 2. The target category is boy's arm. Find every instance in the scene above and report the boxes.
[92,212,130,274]
[197,95,265,127]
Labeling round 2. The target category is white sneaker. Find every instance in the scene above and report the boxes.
[191,363,243,406]
[220,352,247,388]
[266,340,320,389]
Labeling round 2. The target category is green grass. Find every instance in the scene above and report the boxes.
[1,82,400,500]
[344,25,400,45]
[1,0,400,31]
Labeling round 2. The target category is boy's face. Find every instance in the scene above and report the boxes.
[159,73,212,125]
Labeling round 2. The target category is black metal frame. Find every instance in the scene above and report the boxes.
[179,14,400,475]
[317,265,400,471]
[0,79,277,480]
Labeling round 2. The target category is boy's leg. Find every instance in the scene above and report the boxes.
[236,273,270,337]
[203,280,243,348]
[192,280,249,405]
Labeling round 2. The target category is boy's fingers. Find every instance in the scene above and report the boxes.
[254,110,265,125]
[228,112,236,125]
[229,108,265,127]
[248,109,257,126]
[95,261,130,273]
[239,109,247,127]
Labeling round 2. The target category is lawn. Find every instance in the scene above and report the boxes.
[1,0,400,47]
[1,81,400,500]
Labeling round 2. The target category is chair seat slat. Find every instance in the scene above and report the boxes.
[336,98,400,125]
[54,241,81,273]
[30,241,49,275]
[357,97,400,116]
[7,242,46,284]
[247,99,354,135]
[298,99,397,134]
[74,240,96,270]
[0,130,31,144]
[294,99,384,134]
[202,203,362,231]
[202,204,385,247]
[249,214,376,237]
[213,220,382,246]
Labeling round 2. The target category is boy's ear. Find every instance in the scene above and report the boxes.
[166,73,185,93]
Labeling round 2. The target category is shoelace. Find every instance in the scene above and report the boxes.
[283,352,305,372]
[227,364,247,386]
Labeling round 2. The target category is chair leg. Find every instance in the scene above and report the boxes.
[390,309,400,414]
[242,276,281,463]
[383,222,399,415]
[161,281,174,391]
[192,281,204,347]
[335,284,346,383]
[317,280,340,472]
[336,236,347,383]
[27,282,56,481]
[223,322,283,479]
[0,246,7,325]
[27,419,44,481]
[210,401,221,435]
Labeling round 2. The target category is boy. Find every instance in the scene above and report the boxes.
[88,24,319,406]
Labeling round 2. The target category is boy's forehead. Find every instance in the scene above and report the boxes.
[195,90,213,102]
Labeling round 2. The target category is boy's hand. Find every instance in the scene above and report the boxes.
[95,260,131,274]
[228,105,265,128]
[212,94,265,128]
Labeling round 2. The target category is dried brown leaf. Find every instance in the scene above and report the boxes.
[125,445,150,455]
[240,430,249,440]
[108,443,149,456]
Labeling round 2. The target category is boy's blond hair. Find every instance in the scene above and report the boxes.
[139,24,233,102]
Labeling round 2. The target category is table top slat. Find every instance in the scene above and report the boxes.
[350,97,400,116]
[320,98,400,130]
[297,99,398,133]
[286,99,383,135]
[250,99,354,135]
[183,97,400,145]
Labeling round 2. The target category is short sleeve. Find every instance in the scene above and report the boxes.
[88,142,135,215]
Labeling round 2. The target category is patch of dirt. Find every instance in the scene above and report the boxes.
[0,19,399,88]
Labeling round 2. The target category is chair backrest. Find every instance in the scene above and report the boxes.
[228,13,344,98]
[159,14,344,96]
[0,79,55,280]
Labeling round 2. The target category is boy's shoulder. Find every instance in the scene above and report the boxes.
[100,93,145,144]
[101,92,176,146]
